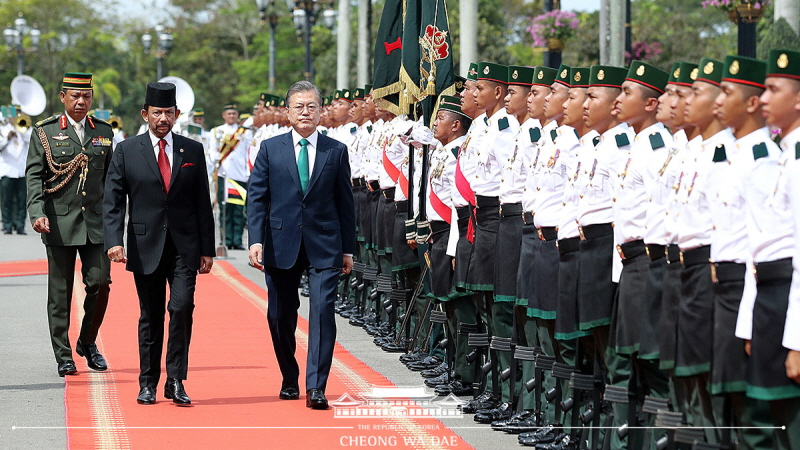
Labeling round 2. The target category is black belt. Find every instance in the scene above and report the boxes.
[557,237,581,254]
[646,244,666,261]
[537,226,558,242]
[476,195,500,208]
[430,220,449,234]
[456,205,471,221]
[499,202,523,217]
[351,177,365,187]
[381,187,396,199]
[578,222,613,240]
[680,245,710,267]
[666,244,681,264]
[616,239,646,260]
[711,261,746,284]
[368,180,380,191]
[754,257,793,283]
[523,211,534,225]
[395,200,408,213]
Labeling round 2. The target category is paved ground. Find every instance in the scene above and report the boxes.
[0,223,517,449]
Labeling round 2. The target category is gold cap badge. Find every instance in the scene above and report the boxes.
[778,53,789,69]
[512,70,519,80]
[690,68,698,80]
[704,62,714,74]
[537,70,544,80]
[636,64,645,76]
[483,66,490,75]
[729,60,740,75]
[597,70,605,80]
[574,72,582,82]
[560,69,568,79]
[673,68,680,79]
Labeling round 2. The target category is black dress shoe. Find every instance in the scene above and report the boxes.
[164,378,191,405]
[306,388,329,409]
[57,360,77,377]
[75,340,108,371]
[137,387,156,404]
[474,402,513,424]
[518,426,563,446]
[446,380,474,396]
[460,391,500,414]
[529,433,570,449]
[16,230,26,235]
[279,384,300,400]
[3,230,12,235]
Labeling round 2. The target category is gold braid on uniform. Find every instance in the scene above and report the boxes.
[36,126,89,194]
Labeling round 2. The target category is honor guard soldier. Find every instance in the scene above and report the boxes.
[26,72,113,377]
[729,52,800,449]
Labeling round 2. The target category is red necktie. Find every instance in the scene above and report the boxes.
[158,139,171,193]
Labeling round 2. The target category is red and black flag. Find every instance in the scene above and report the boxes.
[372,0,404,116]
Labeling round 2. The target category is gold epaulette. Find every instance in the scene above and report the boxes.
[35,115,59,127]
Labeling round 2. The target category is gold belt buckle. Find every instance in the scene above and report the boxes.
[645,245,651,259]
[710,260,718,284]
[578,226,586,241]
[679,251,685,266]
[538,228,545,241]
[498,204,503,216]
[616,244,625,260]
[753,265,759,283]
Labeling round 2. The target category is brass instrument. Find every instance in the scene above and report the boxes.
[109,115,123,131]
[14,114,31,133]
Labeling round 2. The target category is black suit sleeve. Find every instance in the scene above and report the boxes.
[103,142,129,251]
[333,142,356,255]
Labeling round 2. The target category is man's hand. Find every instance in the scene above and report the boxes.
[744,339,752,356]
[199,256,214,274]
[342,255,354,274]
[407,239,418,250]
[249,244,264,270]
[107,245,127,264]
[33,217,50,234]
[451,257,456,270]
[786,350,800,383]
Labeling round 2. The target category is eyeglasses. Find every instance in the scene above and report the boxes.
[291,103,318,113]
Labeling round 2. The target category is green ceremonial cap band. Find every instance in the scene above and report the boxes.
[62,72,93,90]
[570,67,590,88]
[625,60,669,94]
[192,108,204,116]
[555,64,572,87]
[533,66,558,87]
[466,63,479,81]
[589,65,627,87]
[439,95,469,118]
[767,49,800,81]
[508,65,534,86]
[722,55,766,89]
[478,62,508,84]
[353,88,365,100]
[222,103,237,111]
[336,89,353,102]
[696,58,724,86]
[673,62,698,87]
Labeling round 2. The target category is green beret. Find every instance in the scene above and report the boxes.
[570,67,590,88]
[62,72,93,90]
[671,62,698,87]
[478,62,508,84]
[555,64,572,87]
[696,58,724,86]
[353,88,365,100]
[466,62,479,81]
[508,65,534,86]
[767,49,800,81]
[589,65,627,87]
[722,55,766,89]
[533,66,558,87]
[438,95,469,119]
[222,103,238,111]
[625,60,669,94]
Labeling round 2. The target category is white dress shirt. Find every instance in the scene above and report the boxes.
[148,130,174,168]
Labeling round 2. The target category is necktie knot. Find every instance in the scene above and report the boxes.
[159,138,167,152]
[299,138,310,148]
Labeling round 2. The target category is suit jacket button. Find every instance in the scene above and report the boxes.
[81,207,85,211]
[302,203,306,209]
[162,225,167,230]
[299,224,303,228]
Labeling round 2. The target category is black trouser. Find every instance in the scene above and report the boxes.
[1,176,26,232]
[133,235,197,387]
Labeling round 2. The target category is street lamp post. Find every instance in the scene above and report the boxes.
[4,12,40,76]
[256,0,281,92]
[286,0,336,82]
[142,26,173,79]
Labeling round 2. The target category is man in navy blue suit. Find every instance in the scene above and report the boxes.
[248,81,356,409]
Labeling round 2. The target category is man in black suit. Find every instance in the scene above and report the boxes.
[103,83,215,406]
[248,81,356,409]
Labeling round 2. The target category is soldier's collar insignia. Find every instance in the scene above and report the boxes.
[615,133,630,147]
[753,142,767,160]
[713,144,727,163]
[529,127,541,143]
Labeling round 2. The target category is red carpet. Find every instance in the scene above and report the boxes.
[0,259,48,277]
[58,260,474,450]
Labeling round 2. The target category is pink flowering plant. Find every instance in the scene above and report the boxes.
[701,0,770,12]
[529,10,580,48]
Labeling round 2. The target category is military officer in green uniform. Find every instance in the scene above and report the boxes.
[26,72,113,377]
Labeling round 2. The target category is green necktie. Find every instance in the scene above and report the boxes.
[298,138,310,193]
